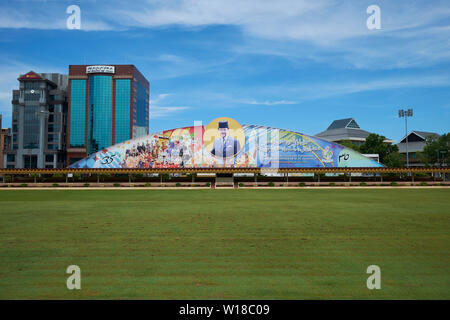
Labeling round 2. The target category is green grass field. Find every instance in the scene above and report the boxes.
[0,189,449,299]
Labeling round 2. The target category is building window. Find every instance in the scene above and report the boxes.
[48,134,59,143]
[23,155,38,168]
[25,92,41,101]
[24,82,41,90]
[69,157,82,165]
[23,105,40,149]
[7,154,15,162]
[115,79,131,144]
[69,80,86,148]
[45,154,54,162]
[57,154,66,163]
[12,111,19,122]
[88,75,112,154]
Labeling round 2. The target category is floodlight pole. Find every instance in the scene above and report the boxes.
[405,114,409,168]
[398,108,413,168]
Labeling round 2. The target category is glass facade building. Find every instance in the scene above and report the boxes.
[89,76,112,153]
[69,80,86,148]
[132,80,148,138]
[115,79,131,144]
[67,65,149,166]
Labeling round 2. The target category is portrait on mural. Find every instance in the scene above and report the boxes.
[210,121,241,158]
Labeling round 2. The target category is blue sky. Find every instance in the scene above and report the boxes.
[0,0,449,141]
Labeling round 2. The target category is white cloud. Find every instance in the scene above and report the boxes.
[283,75,450,101]
[1,1,449,70]
[242,99,297,106]
[3,0,448,42]
[150,106,190,118]
[150,93,190,118]
[0,2,114,31]
[115,0,450,43]
[152,93,172,103]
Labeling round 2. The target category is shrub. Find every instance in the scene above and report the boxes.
[20,183,28,187]
[420,182,428,186]
[176,182,181,187]
[83,183,90,187]
[98,173,111,181]
[206,182,211,187]
[299,182,306,187]
[134,173,144,180]
[52,183,59,187]
[144,183,151,187]
[268,182,275,187]
[360,182,367,186]
[114,183,121,187]
[390,182,398,186]
[238,182,244,187]
[329,182,336,186]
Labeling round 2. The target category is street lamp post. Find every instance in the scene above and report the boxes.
[398,108,413,168]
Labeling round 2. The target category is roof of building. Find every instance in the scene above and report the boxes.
[17,71,59,88]
[316,118,394,143]
[397,131,440,153]
[326,118,360,130]
[316,127,373,141]
[398,131,439,143]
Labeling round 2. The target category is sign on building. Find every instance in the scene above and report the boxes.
[86,66,115,74]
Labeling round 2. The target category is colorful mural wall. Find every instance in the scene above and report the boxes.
[69,118,383,169]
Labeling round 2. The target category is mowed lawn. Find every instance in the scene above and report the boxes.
[0,189,449,299]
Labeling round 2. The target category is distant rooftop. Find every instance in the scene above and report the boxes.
[316,118,394,143]
[398,131,440,147]
[326,118,360,130]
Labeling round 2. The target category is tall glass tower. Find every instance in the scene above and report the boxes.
[67,65,149,165]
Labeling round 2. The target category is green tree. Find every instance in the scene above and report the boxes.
[339,140,360,152]
[383,151,404,168]
[359,133,399,164]
[421,133,450,166]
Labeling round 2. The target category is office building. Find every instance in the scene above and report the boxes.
[67,65,149,165]
[6,71,68,168]
[1,114,13,168]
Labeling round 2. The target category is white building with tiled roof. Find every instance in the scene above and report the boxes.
[397,131,440,166]
[316,118,394,147]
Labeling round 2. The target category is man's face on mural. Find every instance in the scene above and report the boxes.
[218,127,228,138]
